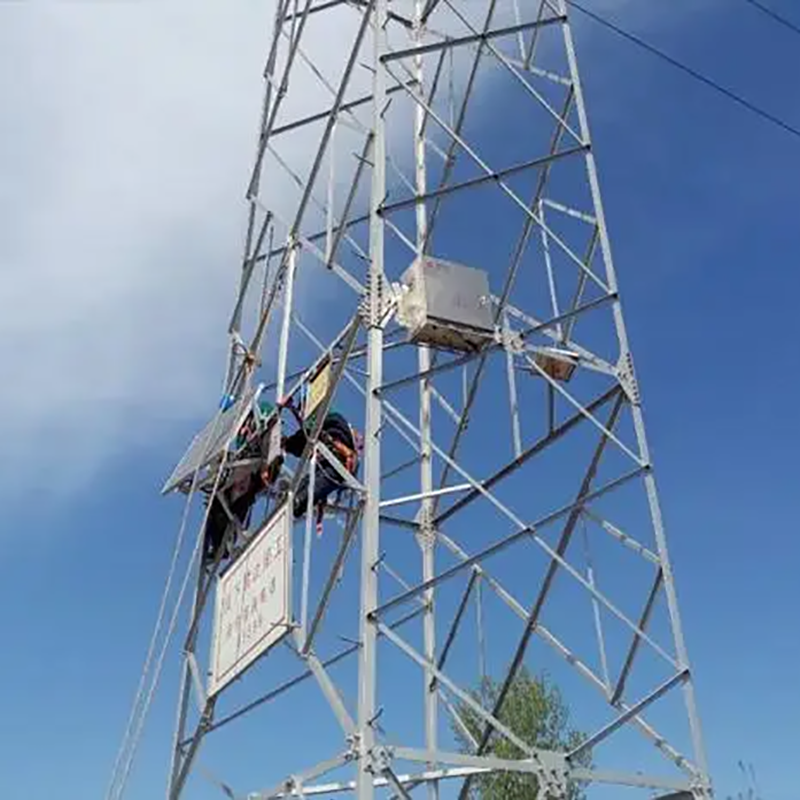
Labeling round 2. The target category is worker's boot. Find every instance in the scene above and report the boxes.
[273,477,291,507]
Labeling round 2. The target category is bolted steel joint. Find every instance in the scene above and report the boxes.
[370,745,394,773]
[616,350,641,405]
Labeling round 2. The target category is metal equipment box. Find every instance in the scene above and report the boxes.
[396,257,495,352]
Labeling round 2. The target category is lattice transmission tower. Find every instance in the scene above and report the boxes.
[159,1,712,798]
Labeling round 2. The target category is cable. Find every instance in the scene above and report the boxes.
[105,396,237,800]
[741,0,800,37]
[566,0,800,142]
[111,452,231,800]
[104,471,199,800]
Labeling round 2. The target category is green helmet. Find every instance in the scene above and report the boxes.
[306,407,337,429]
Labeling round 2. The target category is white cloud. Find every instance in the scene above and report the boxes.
[0,0,585,503]
[0,1,341,499]
[0,1,432,498]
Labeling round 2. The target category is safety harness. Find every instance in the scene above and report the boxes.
[315,424,361,536]
[280,397,361,535]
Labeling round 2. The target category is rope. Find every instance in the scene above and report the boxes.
[113,454,231,800]
[741,0,800,37]
[105,467,201,800]
[105,402,233,800]
[567,0,800,142]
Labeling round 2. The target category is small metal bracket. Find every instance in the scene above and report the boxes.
[500,324,525,354]
[616,350,641,405]
[540,762,569,798]
[525,750,569,799]
[686,784,713,800]
[414,502,436,550]
[287,775,305,797]
[232,330,262,369]
[369,745,394,774]
[415,523,436,551]
[345,733,361,762]
[525,346,579,382]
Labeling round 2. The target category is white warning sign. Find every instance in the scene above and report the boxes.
[209,503,292,696]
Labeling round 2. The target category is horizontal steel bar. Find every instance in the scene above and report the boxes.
[381,456,421,481]
[390,750,694,794]
[379,483,471,509]
[256,213,370,263]
[542,197,596,224]
[266,764,694,797]
[566,769,693,793]
[372,467,645,619]
[434,386,621,525]
[378,145,587,215]
[569,669,690,760]
[283,0,364,24]
[257,752,353,800]
[375,349,480,396]
[380,16,566,64]
[272,82,412,136]
[258,767,494,797]
[379,514,422,530]
[528,291,615,334]
[203,606,424,736]
[393,747,565,775]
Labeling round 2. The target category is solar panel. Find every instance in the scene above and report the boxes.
[161,389,257,495]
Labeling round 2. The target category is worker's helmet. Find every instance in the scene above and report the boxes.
[305,407,338,429]
[258,398,275,418]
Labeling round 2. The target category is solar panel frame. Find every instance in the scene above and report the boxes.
[161,388,258,495]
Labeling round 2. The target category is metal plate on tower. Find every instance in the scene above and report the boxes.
[209,502,292,696]
[304,357,331,419]
[396,257,495,352]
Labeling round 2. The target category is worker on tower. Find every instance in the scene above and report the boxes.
[203,397,283,565]
[280,401,360,524]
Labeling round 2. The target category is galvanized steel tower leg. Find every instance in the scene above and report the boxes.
[556,0,710,787]
[413,3,438,798]
[166,562,205,799]
[356,0,388,794]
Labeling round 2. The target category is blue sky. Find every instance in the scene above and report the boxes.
[1,2,798,800]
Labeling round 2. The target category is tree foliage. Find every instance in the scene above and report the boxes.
[451,667,591,800]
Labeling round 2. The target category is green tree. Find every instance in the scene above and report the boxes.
[451,667,591,800]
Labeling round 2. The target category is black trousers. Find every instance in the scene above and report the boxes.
[203,481,261,561]
[292,462,344,518]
